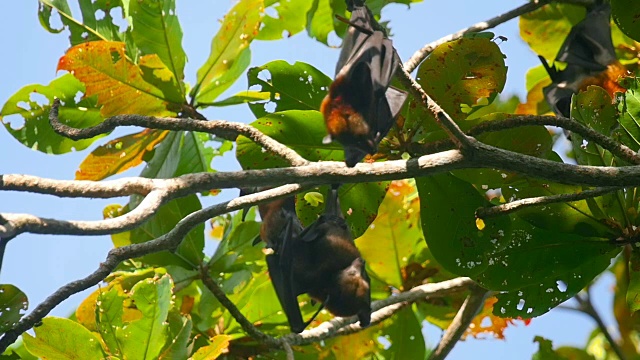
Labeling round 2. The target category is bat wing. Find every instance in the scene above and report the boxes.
[555,4,616,71]
[266,215,307,333]
[335,6,375,76]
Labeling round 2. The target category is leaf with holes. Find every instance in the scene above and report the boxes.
[0,73,104,154]
[246,60,332,118]
[191,0,262,105]
[128,0,186,94]
[39,0,124,46]
[416,37,507,121]
[258,0,313,40]
[75,129,169,180]
[0,285,28,334]
[58,41,179,116]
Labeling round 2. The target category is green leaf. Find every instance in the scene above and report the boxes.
[96,287,126,357]
[236,110,337,168]
[257,0,313,40]
[519,3,586,60]
[378,306,426,360]
[38,0,124,46]
[174,132,229,177]
[306,0,341,45]
[158,312,192,360]
[0,74,104,154]
[117,275,173,360]
[485,218,618,318]
[139,130,183,180]
[246,60,332,118]
[128,0,187,95]
[416,37,507,121]
[615,80,640,151]
[611,0,640,42]
[189,335,230,360]
[131,195,205,267]
[205,90,271,107]
[22,317,105,360]
[0,285,28,333]
[416,173,512,277]
[192,0,262,104]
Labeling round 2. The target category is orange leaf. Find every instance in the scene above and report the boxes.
[465,297,531,339]
[75,129,169,180]
[58,41,177,117]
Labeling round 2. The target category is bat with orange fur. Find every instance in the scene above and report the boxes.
[540,2,627,118]
[321,1,407,167]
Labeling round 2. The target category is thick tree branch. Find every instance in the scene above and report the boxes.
[282,277,475,346]
[477,186,623,218]
[410,115,640,166]
[429,286,490,360]
[0,184,304,352]
[50,99,309,167]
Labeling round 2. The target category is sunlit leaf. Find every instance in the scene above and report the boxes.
[116,275,173,360]
[257,0,313,40]
[0,285,28,334]
[58,41,179,116]
[246,60,332,118]
[0,74,104,154]
[75,129,169,180]
[38,0,123,46]
[192,0,263,104]
[520,3,586,60]
[465,297,530,339]
[22,317,105,359]
[189,335,230,360]
[128,0,187,94]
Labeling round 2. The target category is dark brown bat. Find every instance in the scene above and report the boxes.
[540,2,627,118]
[242,186,371,333]
[321,2,407,167]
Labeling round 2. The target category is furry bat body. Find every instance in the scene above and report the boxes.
[540,2,627,118]
[321,3,407,167]
[246,187,371,333]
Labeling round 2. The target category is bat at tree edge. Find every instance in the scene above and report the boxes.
[321,4,408,167]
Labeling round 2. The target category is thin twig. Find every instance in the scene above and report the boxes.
[49,98,309,167]
[477,186,623,218]
[563,291,627,360]
[429,286,490,360]
[404,0,552,72]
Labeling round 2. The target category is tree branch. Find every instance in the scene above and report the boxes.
[476,186,623,218]
[429,286,490,360]
[0,184,304,352]
[50,99,309,167]
[410,115,640,166]
[403,0,598,73]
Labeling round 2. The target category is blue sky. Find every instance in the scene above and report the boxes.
[0,1,617,358]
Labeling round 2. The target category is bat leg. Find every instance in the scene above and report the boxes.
[303,295,329,329]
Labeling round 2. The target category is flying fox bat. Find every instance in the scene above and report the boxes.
[540,2,627,118]
[321,3,408,167]
[242,186,371,332]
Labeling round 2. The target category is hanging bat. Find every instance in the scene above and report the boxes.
[540,2,627,118]
[242,186,371,332]
[321,3,408,167]
[292,185,372,328]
